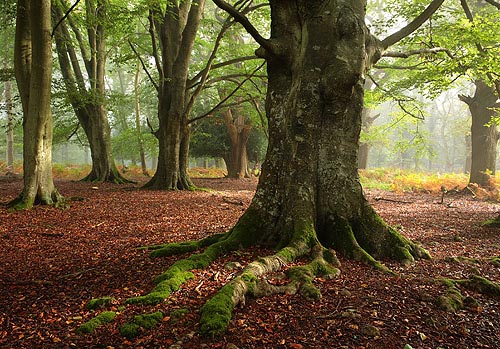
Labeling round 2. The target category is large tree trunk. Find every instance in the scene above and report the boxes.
[11,0,63,209]
[459,80,499,187]
[143,0,205,190]
[228,1,421,259]
[52,0,128,183]
[125,0,436,337]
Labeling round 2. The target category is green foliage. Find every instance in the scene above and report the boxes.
[76,311,116,334]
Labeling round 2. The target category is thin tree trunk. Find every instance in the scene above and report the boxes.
[134,63,149,176]
[4,78,14,172]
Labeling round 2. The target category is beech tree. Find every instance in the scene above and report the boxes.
[118,0,444,337]
[140,0,206,190]
[52,0,129,183]
[370,0,500,186]
[10,0,63,209]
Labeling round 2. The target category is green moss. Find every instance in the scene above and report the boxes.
[445,256,480,264]
[126,271,194,305]
[134,311,164,329]
[119,311,164,339]
[226,207,264,247]
[199,284,236,337]
[481,216,500,227]
[76,311,116,334]
[85,297,114,310]
[435,279,464,312]
[460,275,500,297]
[490,256,500,267]
[169,308,189,323]
[119,322,140,339]
[149,233,226,257]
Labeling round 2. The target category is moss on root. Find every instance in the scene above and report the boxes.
[435,275,500,312]
[119,311,164,339]
[199,284,236,337]
[76,311,116,334]
[435,279,465,312]
[126,270,194,305]
[127,234,242,305]
[459,275,500,297]
[85,297,115,310]
[146,233,226,257]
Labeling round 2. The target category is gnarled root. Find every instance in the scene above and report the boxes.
[199,240,340,336]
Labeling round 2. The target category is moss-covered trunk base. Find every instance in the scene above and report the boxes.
[81,165,132,184]
[8,189,65,210]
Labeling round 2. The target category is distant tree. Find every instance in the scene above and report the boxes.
[52,0,129,183]
[10,0,63,209]
[1,0,16,173]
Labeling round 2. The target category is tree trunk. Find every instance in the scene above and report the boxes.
[11,0,63,209]
[4,77,14,172]
[52,0,128,183]
[143,0,205,190]
[222,108,251,179]
[196,0,429,334]
[134,63,149,176]
[464,132,472,174]
[127,0,436,337]
[460,80,499,187]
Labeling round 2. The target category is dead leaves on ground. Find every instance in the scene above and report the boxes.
[0,178,499,348]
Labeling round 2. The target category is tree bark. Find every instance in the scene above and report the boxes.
[143,0,204,190]
[134,63,149,176]
[129,0,438,337]
[11,0,63,209]
[459,80,499,187]
[52,0,128,183]
[4,77,14,172]
[222,106,252,179]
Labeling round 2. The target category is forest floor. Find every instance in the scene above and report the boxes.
[0,173,499,349]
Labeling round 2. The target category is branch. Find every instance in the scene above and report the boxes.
[383,47,454,59]
[381,0,445,49]
[483,0,500,9]
[51,0,81,37]
[458,94,474,105]
[187,55,258,88]
[188,62,266,124]
[128,39,159,91]
[212,0,275,56]
[148,9,164,87]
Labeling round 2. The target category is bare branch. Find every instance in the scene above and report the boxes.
[483,0,500,10]
[188,56,259,88]
[189,62,266,124]
[51,0,81,37]
[128,40,159,92]
[381,0,445,49]
[148,9,164,86]
[383,47,454,59]
[212,0,276,56]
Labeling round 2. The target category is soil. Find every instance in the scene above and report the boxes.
[0,176,499,349]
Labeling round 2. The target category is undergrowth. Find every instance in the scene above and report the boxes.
[360,169,472,194]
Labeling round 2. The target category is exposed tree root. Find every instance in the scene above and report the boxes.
[8,190,66,211]
[78,206,430,338]
[435,275,500,312]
